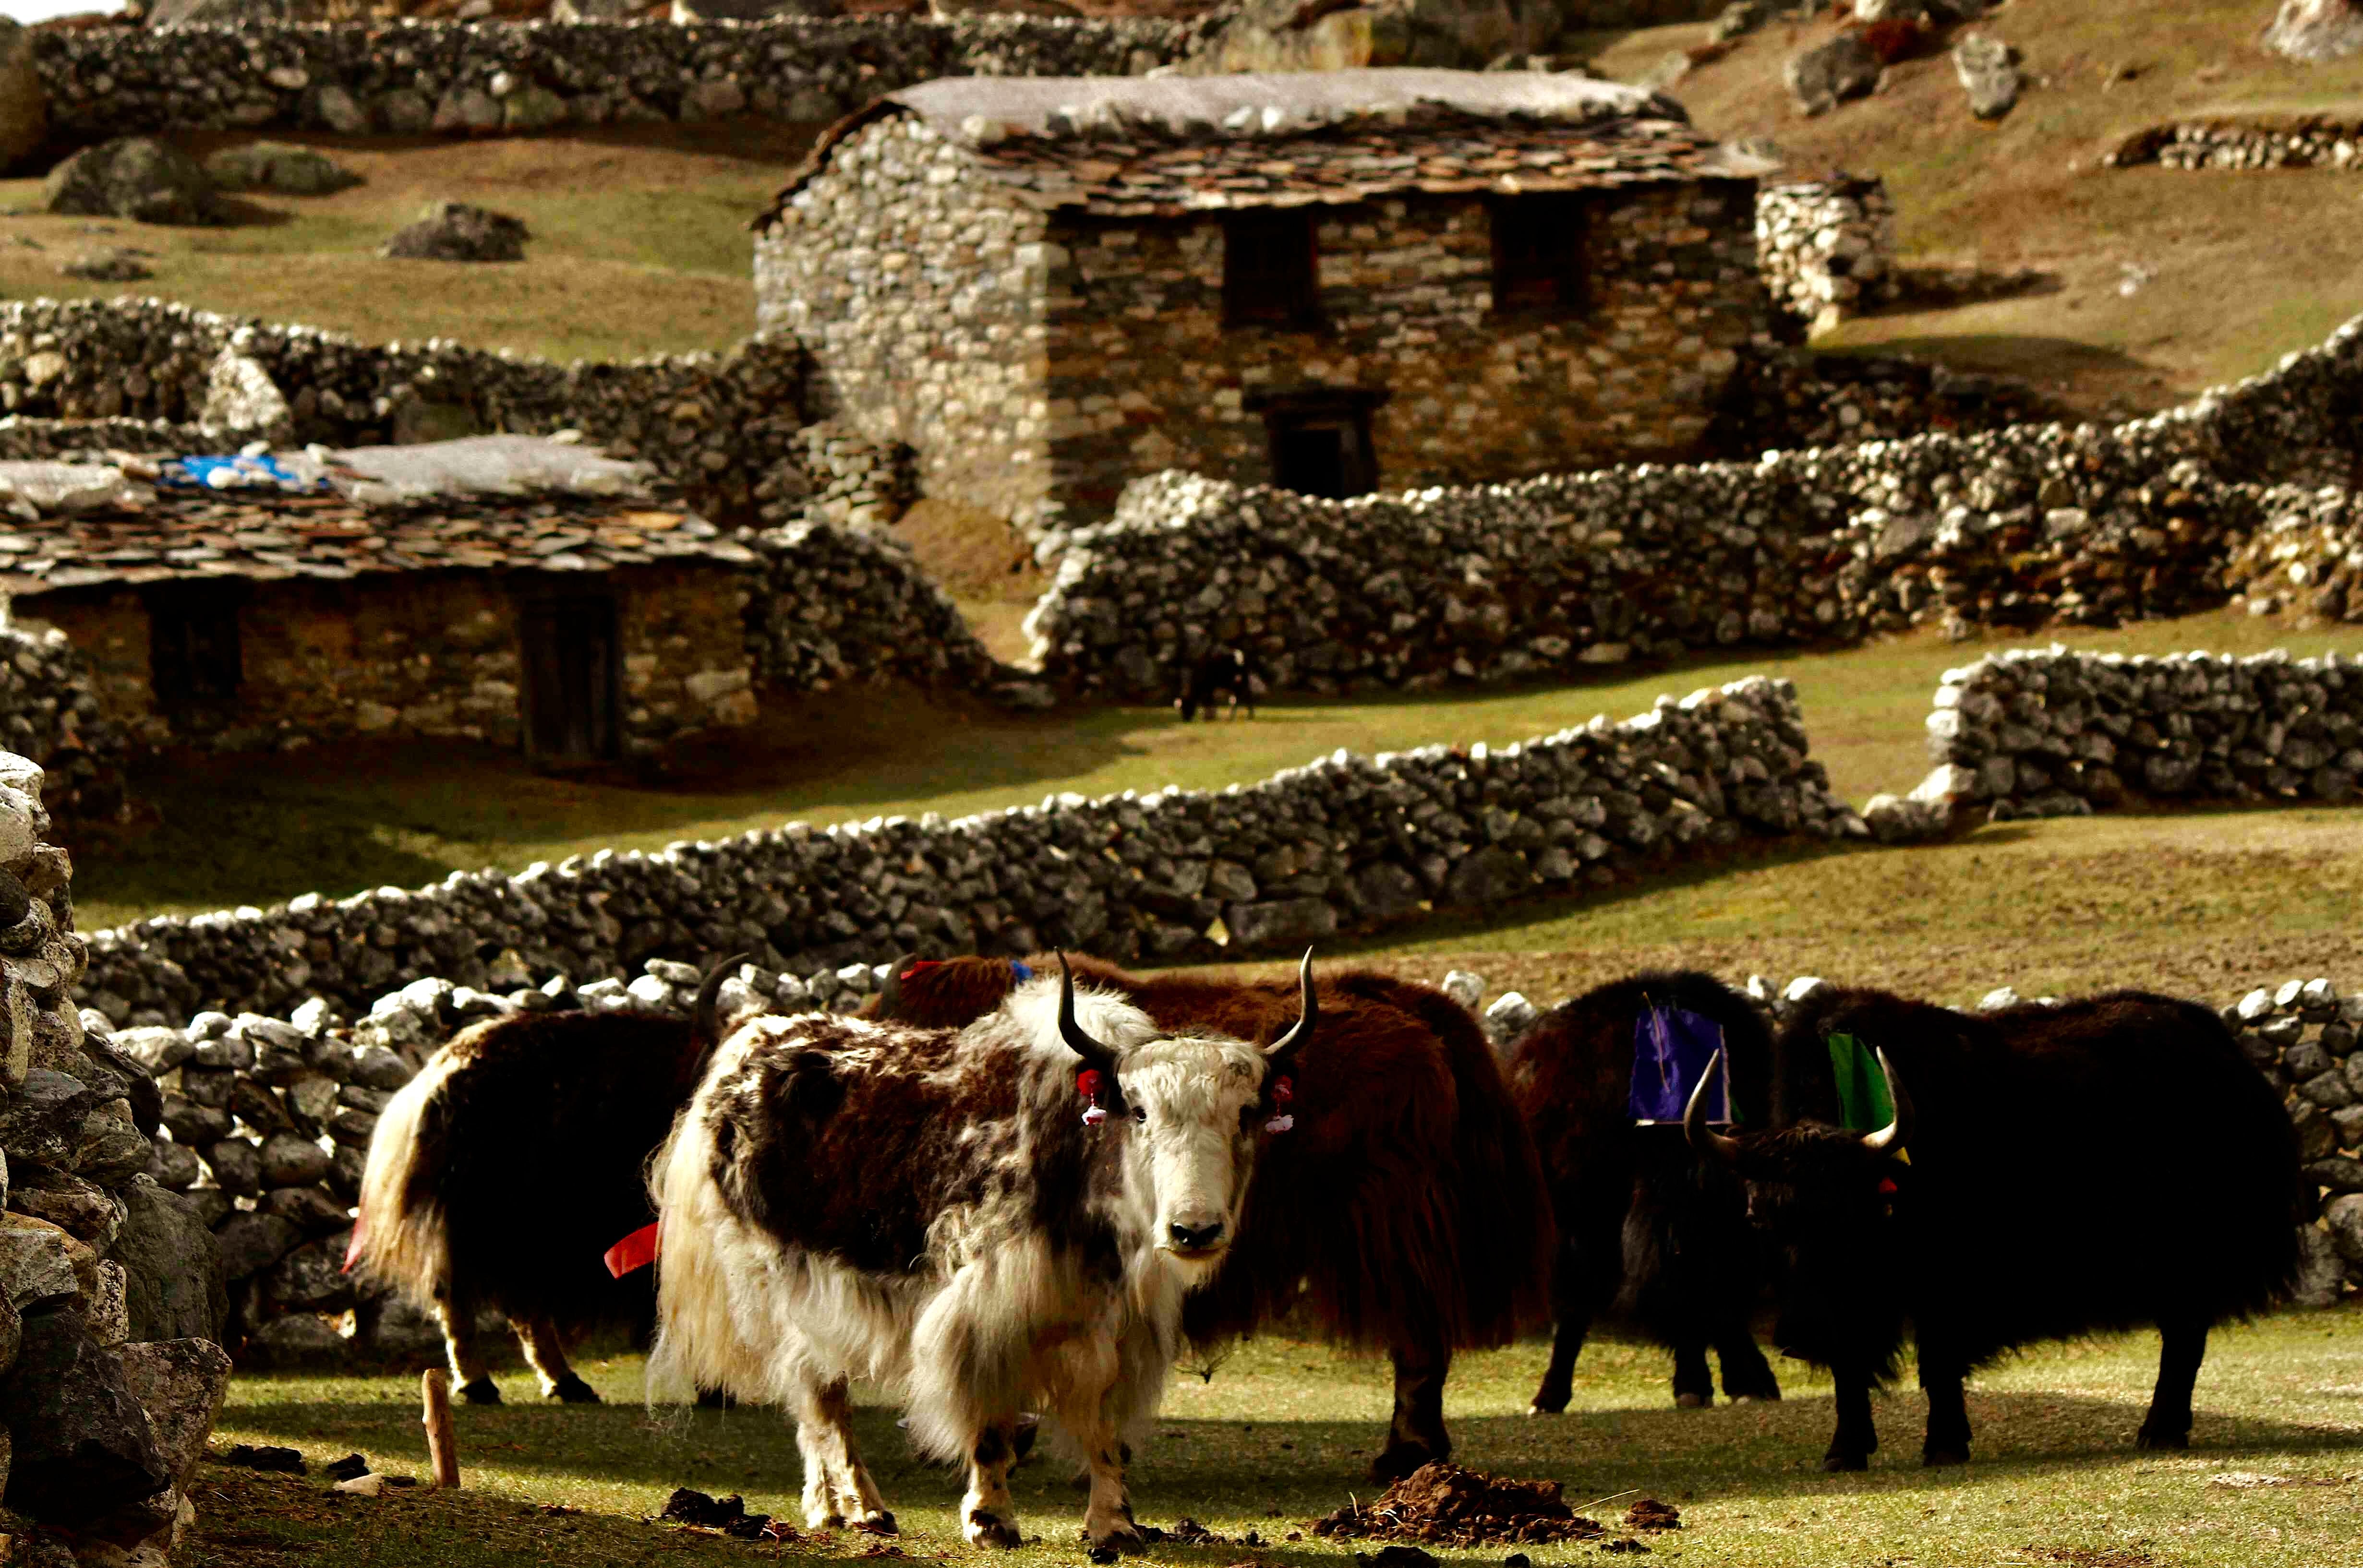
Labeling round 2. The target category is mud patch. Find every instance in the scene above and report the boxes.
[1311,1463,1607,1547]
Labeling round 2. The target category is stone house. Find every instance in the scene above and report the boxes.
[0,484,760,764]
[756,69,1773,539]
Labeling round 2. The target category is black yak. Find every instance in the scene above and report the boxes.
[1689,986,2303,1471]
[866,952,1553,1483]
[1507,970,1781,1413]
[349,965,738,1403]
[1175,648,1257,722]
[651,956,1314,1548]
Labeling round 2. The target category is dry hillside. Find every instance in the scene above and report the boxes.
[1580,0,2363,415]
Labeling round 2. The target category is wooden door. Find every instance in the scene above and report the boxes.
[518,591,620,764]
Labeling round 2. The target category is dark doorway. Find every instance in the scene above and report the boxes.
[517,588,621,764]
[1251,387,1390,500]
[147,583,247,726]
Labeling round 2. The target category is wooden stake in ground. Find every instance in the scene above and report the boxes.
[422,1368,461,1490]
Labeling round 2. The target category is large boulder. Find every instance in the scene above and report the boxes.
[1188,0,1566,74]
[1951,32,2021,119]
[2263,0,2363,61]
[1785,31,1881,115]
[106,1180,227,1344]
[0,19,46,176]
[203,142,361,196]
[43,138,217,226]
[381,201,528,263]
[116,1338,232,1491]
[0,1307,170,1528]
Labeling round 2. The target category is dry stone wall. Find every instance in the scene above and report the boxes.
[1754,174,1898,330]
[0,748,234,1563]
[0,622,126,820]
[0,298,806,516]
[76,673,1850,1025]
[2105,117,2363,172]
[26,16,1193,144]
[1028,313,2363,702]
[1914,644,2363,823]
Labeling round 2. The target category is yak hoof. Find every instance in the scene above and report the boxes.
[1820,1452,1869,1473]
[855,1512,898,1536]
[1527,1393,1570,1417]
[458,1378,502,1406]
[1368,1444,1440,1485]
[1675,1391,1709,1410]
[967,1512,1023,1550]
[551,1375,602,1404]
[2134,1426,2189,1452]
[1088,1526,1149,1557]
[1923,1448,1969,1468]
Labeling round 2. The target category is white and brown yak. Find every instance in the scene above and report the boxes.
[649,954,1314,1551]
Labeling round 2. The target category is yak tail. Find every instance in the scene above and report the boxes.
[349,1051,461,1311]
[646,1093,772,1405]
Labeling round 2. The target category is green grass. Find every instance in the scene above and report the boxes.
[182,1311,2363,1568]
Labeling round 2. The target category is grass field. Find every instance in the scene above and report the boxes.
[63,607,2363,1007]
[177,1311,2363,1568]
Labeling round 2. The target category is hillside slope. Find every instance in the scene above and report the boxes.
[1589,0,2363,416]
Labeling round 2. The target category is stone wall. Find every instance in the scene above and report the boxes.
[0,299,805,517]
[0,621,126,819]
[1913,643,2363,823]
[2224,486,2363,623]
[2104,116,2363,172]
[75,672,1850,1024]
[0,749,233,1563]
[1754,174,1898,331]
[1026,313,2363,702]
[17,561,758,759]
[746,518,1003,695]
[25,16,1193,145]
[1704,340,2062,457]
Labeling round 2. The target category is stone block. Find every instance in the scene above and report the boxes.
[0,1306,170,1528]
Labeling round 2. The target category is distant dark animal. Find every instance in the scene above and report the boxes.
[1507,970,1781,1414]
[350,964,739,1405]
[867,951,1553,1482]
[1688,986,2303,1471]
[1176,647,1257,722]
[652,958,1314,1548]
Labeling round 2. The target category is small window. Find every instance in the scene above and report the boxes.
[148,585,245,718]
[1224,210,1319,328]
[1490,194,1591,314]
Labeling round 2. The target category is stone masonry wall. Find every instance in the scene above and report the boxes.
[27,16,1193,145]
[1914,644,2363,823]
[0,749,234,1561]
[758,115,1056,532]
[1037,180,1764,536]
[74,673,1851,1024]
[1027,313,2363,701]
[1754,175,1899,331]
[0,299,806,516]
[0,621,126,819]
[2105,117,2363,172]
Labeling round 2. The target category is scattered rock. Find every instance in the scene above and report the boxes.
[381,201,528,263]
[1952,33,2021,119]
[2262,0,2363,61]
[203,142,361,196]
[42,137,217,226]
[1784,32,1880,116]
[1313,1462,1605,1547]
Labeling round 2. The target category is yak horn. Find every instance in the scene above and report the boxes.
[1859,1047,1914,1155]
[1057,950,1122,1075]
[694,953,749,1043]
[1262,949,1319,1066]
[876,953,918,1019]
[1684,1048,1742,1166]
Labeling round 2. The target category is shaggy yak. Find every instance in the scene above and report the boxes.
[651,956,1315,1549]
[349,964,738,1404]
[864,951,1552,1482]
[1688,986,2303,1471]
[1507,970,1782,1414]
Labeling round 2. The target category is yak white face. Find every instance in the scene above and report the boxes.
[1115,1038,1272,1278]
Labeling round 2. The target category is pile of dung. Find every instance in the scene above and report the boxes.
[658,1487,796,1542]
[1624,1499,1682,1532]
[1311,1463,1604,1547]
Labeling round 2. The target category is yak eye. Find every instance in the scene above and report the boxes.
[1130,1105,1148,1125]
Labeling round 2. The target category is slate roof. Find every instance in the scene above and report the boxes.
[760,69,1773,226]
[0,453,755,599]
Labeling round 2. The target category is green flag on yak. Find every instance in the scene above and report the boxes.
[1825,1031,1895,1132]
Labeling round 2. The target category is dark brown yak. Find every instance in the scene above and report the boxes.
[1507,969,1781,1414]
[349,965,737,1403]
[864,952,1553,1482]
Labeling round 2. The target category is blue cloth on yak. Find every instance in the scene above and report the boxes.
[1628,1004,1732,1125]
